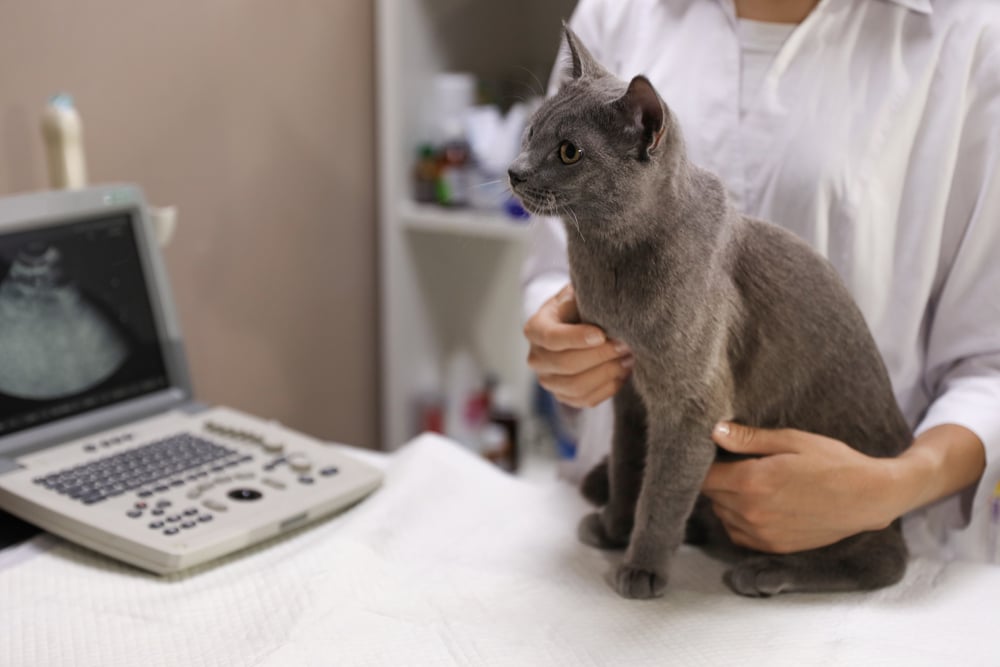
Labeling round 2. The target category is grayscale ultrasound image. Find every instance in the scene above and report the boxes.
[0,242,128,400]
[0,214,170,438]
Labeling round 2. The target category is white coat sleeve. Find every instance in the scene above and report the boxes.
[914,29,1000,532]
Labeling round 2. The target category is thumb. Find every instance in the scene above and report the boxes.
[712,421,800,455]
[552,284,582,324]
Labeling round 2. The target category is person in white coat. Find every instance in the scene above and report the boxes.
[521,0,1000,562]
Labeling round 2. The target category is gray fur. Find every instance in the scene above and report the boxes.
[509,27,909,599]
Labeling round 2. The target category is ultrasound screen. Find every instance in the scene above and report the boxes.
[0,214,170,437]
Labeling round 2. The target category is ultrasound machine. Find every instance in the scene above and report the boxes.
[0,184,382,573]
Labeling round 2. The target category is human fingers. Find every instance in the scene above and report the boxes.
[528,339,631,377]
[523,286,609,352]
[711,422,806,456]
[711,502,792,553]
[701,460,746,495]
[539,356,634,408]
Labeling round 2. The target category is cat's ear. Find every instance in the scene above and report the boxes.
[614,75,667,161]
[562,23,607,80]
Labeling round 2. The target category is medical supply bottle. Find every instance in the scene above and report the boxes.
[41,93,88,189]
[430,73,475,207]
[435,121,472,207]
[412,144,439,204]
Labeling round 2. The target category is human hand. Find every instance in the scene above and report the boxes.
[701,422,901,554]
[523,284,633,408]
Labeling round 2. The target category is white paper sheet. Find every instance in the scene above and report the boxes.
[1,434,997,666]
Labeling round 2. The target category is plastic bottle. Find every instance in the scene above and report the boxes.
[431,73,475,207]
[443,347,482,449]
[41,93,88,189]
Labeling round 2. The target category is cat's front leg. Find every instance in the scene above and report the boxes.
[577,380,647,550]
[614,417,715,599]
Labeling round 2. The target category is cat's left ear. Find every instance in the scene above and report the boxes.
[614,76,667,161]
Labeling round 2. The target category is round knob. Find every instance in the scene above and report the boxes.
[287,452,312,472]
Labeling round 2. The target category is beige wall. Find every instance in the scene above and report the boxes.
[0,2,379,447]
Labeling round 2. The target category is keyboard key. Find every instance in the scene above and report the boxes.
[203,499,227,512]
[33,433,240,505]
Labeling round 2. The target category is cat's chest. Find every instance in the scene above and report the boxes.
[568,246,651,339]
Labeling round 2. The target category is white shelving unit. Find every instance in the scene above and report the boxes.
[376,0,576,450]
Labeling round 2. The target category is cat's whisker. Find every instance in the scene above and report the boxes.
[516,66,546,97]
[560,203,585,244]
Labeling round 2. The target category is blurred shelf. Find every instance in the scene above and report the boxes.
[400,201,531,242]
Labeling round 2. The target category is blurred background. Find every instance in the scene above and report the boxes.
[0,2,378,447]
[0,1,578,475]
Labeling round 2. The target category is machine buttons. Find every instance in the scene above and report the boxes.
[320,466,339,477]
[262,440,284,454]
[287,453,312,472]
[203,499,228,512]
[262,478,286,490]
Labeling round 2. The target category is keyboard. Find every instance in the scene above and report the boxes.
[0,406,383,574]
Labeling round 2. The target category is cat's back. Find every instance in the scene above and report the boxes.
[728,216,863,342]
[724,216,910,456]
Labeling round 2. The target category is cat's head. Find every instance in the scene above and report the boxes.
[509,26,679,238]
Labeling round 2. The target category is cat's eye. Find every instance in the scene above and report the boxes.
[559,141,582,165]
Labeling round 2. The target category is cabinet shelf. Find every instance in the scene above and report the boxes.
[377,0,575,451]
[400,201,531,242]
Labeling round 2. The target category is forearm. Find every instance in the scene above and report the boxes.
[885,424,986,520]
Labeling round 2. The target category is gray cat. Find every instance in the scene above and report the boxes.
[509,27,909,599]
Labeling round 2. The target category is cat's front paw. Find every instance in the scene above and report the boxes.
[577,512,629,550]
[613,564,667,599]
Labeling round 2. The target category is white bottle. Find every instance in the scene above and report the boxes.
[443,347,482,449]
[41,93,88,189]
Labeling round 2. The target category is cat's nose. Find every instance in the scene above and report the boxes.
[508,169,526,187]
